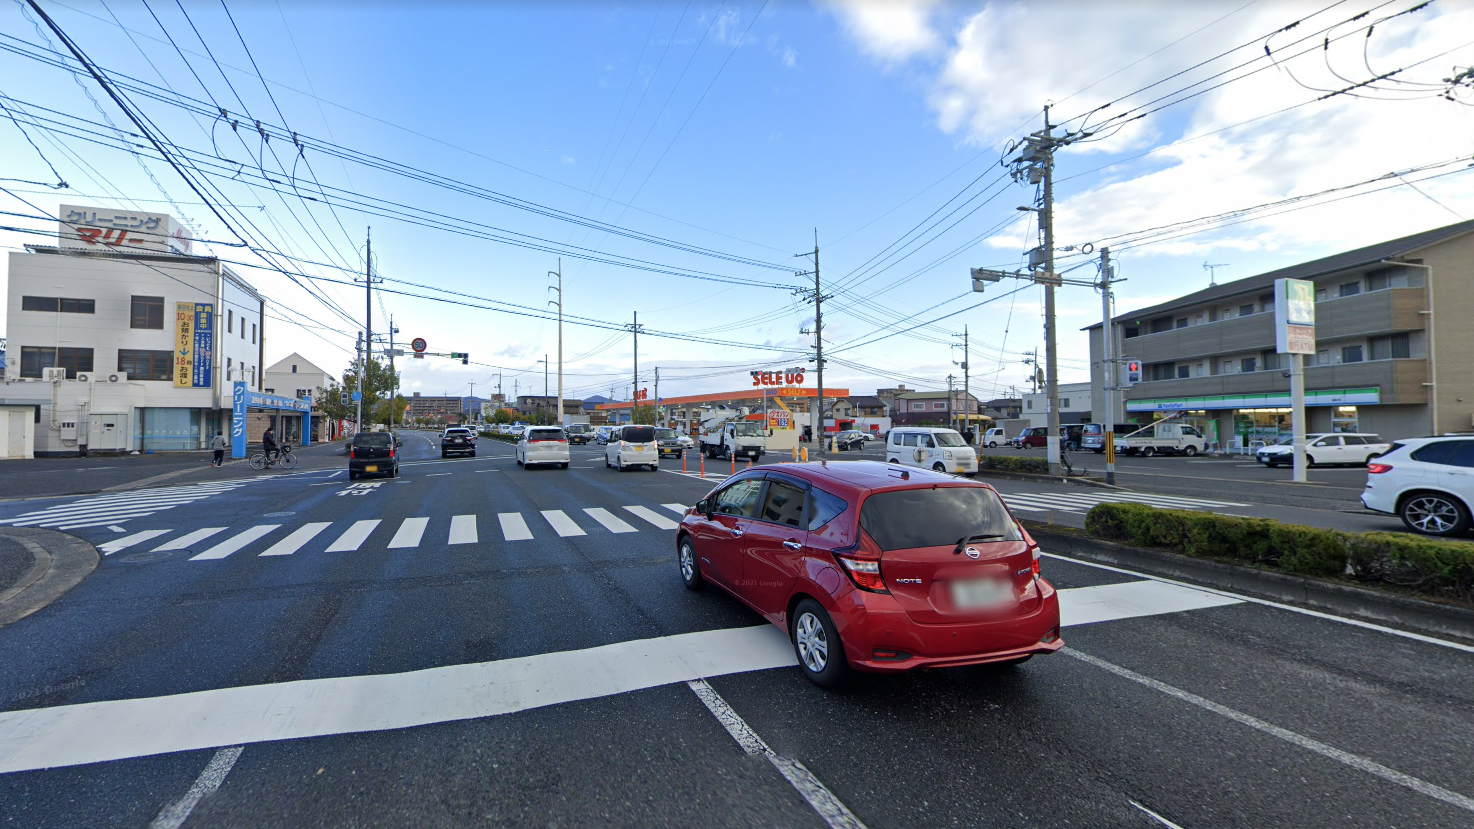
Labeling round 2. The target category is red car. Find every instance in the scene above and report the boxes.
[676,460,1062,687]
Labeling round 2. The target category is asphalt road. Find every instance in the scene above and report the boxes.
[0,430,1471,827]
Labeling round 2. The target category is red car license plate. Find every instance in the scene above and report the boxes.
[950,578,1013,610]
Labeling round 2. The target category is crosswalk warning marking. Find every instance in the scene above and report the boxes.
[325,520,380,553]
[448,515,478,545]
[499,513,533,541]
[260,523,332,557]
[583,508,636,534]
[624,505,678,530]
[189,525,281,561]
[0,481,250,529]
[388,517,430,549]
[152,527,227,551]
[541,510,586,537]
[662,503,688,515]
[100,530,170,555]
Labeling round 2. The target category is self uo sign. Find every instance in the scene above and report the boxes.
[751,367,805,387]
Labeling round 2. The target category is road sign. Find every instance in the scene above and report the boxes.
[384,349,405,357]
[351,391,362,402]
[411,338,427,353]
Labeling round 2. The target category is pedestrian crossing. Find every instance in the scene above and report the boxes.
[999,490,1247,514]
[0,482,249,530]
[97,503,694,562]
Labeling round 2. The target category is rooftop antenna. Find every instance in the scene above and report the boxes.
[1203,262,1229,287]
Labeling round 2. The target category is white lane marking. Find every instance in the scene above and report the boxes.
[1067,648,1474,816]
[662,503,689,515]
[687,679,867,829]
[188,526,281,561]
[583,507,636,533]
[258,523,331,557]
[388,517,430,549]
[147,745,243,829]
[448,515,477,545]
[0,626,797,773]
[426,473,452,477]
[99,530,170,555]
[498,513,533,541]
[540,510,586,537]
[624,505,679,530]
[108,525,125,533]
[324,520,380,553]
[1042,553,1474,654]
[1059,580,1241,628]
[1129,801,1188,829]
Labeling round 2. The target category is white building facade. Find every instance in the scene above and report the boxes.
[1021,381,1093,427]
[2,230,267,455]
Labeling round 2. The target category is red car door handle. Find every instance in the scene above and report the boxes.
[729,527,744,537]
[782,540,802,551]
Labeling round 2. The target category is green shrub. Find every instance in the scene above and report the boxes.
[1084,502,1474,603]
[978,455,1050,474]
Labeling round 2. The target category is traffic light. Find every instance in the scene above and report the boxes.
[1125,360,1142,385]
[449,352,469,365]
[340,393,348,405]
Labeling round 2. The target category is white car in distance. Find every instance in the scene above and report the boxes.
[517,426,570,469]
[1256,433,1391,467]
[605,424,660,471]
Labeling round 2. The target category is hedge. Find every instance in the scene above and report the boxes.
[1084,502,1474,603]
[977,455,1050,474]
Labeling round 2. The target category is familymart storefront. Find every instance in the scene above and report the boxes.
[1127,388,1383,453]
[230,382,312,459]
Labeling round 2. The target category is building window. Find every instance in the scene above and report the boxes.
[1366,269,1390,291]
[227,357,233,377]
[227,310,233,333]
[1261,352,1281,371]
[241,320,246,340]
[252,323,257,345]
[1339,281,1361,298]
[117,349,173,381]
[933,402,946,410]
[1026,399,1033,410]
[130,296,165,329]
[19,346,92,378]
[1175,318,1188,329]
[1239,304,1255,316]
[22,296,94,313]
[1314,349,1330,367]
[1369,333,1411,360]
[1341,345,1364,363]
[291,364,298,374]
[1241,357,1257,373]
[1148,362,1176,382]
[1177,365,1190,379]
[1150,317,1172,334]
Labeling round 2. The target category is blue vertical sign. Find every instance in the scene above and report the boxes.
[301,398,312,447]
[231,381,247,458]
[192,303,214,388]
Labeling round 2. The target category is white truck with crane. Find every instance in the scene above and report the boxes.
[699,409,768,460]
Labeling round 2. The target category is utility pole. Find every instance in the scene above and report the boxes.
[629,312,644,423]
[549,259,562,425]
[365,228,372,428]
[954,326,970,441]
[795,231,826,452]
[947,374,955,431]
[654,367,660,426]
[354,331,364,432]
[1099,246,1117,485]
[386,313,399,429]
[1040,106,1063,476]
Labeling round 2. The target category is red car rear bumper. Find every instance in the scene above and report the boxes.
[827,578,1063,673]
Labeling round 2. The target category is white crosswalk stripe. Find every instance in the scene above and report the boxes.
[541,510,586,537]
[583,508,636,534]
[189,525,280,561]
[388,517,429,549]
[325,520,380,552]
[260,523,331,557]
[1000,490,1248,514]
[662,503,688,515]
[448,515,477,545]
[0,482,249,529]
[499,513,533,541]
[152,527,227,551]
[624,506,678,530]
[99,530,170,555]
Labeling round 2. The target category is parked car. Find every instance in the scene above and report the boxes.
[885,427,977,475]
[441,427,476,458]
[1013,426,1049,449]
[566,423,595,445]
[348,431,398,480]
[517,426,570,469]
[605,424,659,471]
[654,427,685,458]
[1361,436,1474,536]
[676,460,1062,687]
[983,427,1007,448]
[1256,433,1391,467]
[835,430,870,451]
[1115,422,1206,457]
[595,425,619,445]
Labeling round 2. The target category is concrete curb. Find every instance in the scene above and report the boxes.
[0,528,98,629]
[1024,523,1474,644]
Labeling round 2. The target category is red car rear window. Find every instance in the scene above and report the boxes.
[859,487,1020,551]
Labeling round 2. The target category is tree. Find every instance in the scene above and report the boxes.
[316,359,401,427]
[632,403,656,425]
[490,407,512,424]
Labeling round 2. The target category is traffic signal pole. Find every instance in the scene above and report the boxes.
[1099,246,1116,485]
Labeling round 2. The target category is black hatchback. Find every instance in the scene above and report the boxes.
[349,432,399,480]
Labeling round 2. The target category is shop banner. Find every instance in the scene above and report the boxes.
[173,302,195,387]
[191,303,214,388]
[231,381,248,458]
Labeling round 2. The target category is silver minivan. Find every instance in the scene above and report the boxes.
[517,427,570,470]
[605,424,660,471]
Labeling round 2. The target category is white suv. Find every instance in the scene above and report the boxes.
[1361,436,1474,536]
[1257,432,1391,467]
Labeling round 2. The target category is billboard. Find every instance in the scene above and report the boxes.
[58,204,192,255]
[173,302,195,388]
[191,303,214,388]
[1274,278,1316,355]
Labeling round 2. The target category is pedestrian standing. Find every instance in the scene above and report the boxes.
[211,431,227,467]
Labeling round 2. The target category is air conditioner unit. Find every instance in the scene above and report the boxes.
[75,372,92,383]
[41,367,66,382]
[108,372,126,383]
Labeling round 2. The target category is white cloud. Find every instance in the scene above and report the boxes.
[561,155,575,165]
[825,0,941,63]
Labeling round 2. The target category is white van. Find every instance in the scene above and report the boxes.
[605,424,660,471]
[885,427,978,475]
[983,427,1007,448]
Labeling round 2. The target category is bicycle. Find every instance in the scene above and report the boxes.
[249,444,298,470]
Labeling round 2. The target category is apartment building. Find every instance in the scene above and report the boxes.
[1087,220,1474,448]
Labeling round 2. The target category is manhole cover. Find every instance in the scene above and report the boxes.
[263,511,295,517]
[118,551,172,564]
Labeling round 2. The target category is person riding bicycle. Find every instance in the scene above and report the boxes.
[261,426,279,468]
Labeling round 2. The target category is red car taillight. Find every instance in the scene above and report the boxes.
[1028,542,1041,579]
[389,445,395,458]
[835,531,888,593]
[349,446,355,459]
[1368,463,1393,474]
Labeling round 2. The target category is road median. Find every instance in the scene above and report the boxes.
[0,528,98,629]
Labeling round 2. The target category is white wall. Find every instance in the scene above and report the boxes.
[1021,382,1094,427]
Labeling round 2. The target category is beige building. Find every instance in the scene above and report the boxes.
[1088,220,1474,449]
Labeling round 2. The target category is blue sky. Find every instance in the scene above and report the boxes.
[2,1,1471,403]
